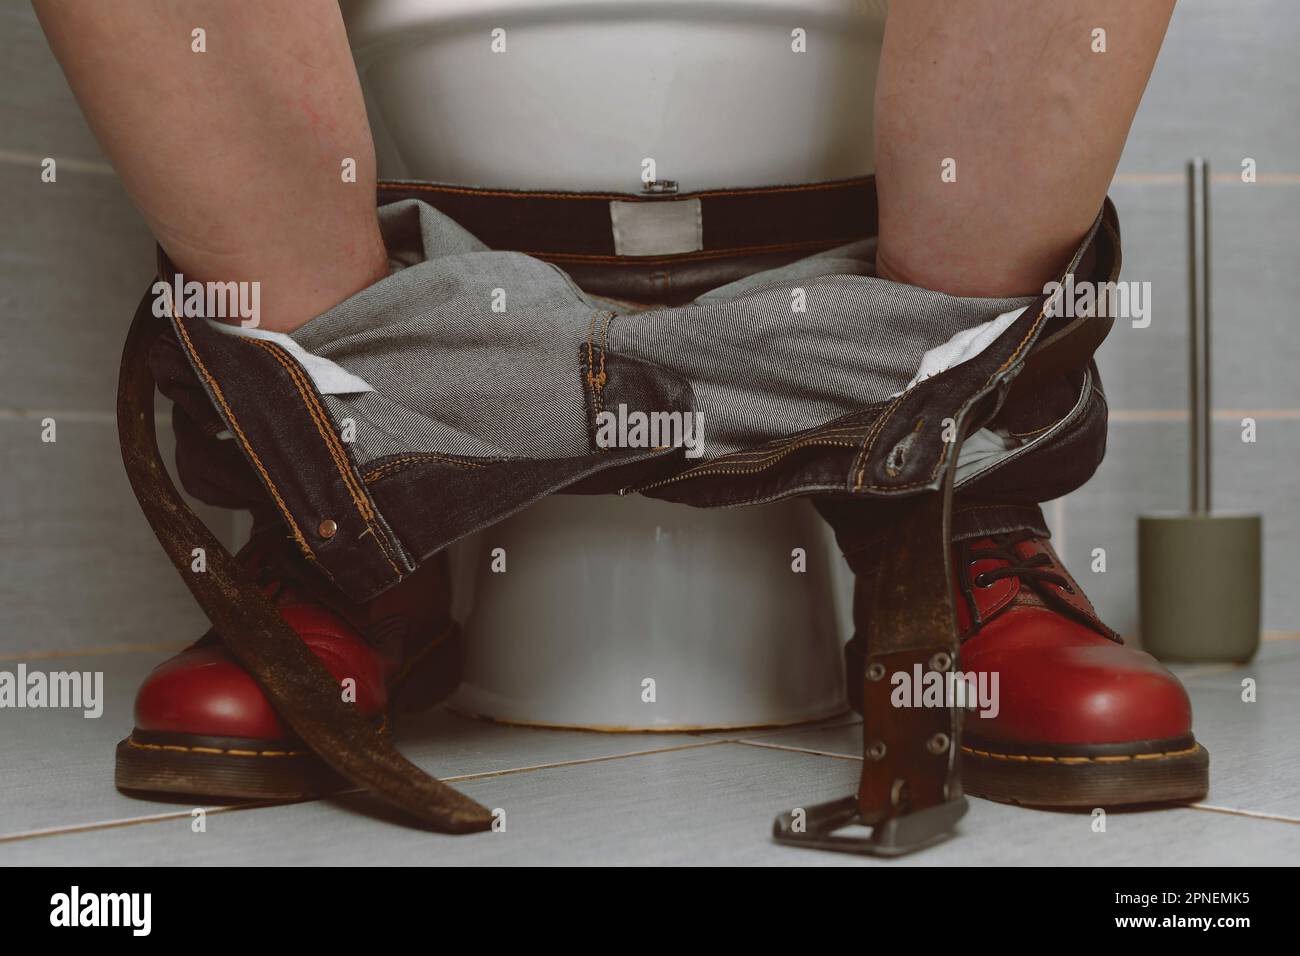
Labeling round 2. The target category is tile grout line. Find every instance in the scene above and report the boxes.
[1112,173,1300,186]
[734,738,860,762]
[0,800,298,846]
[1188,803,1300,826]
[436,738,730,783]
[0,641,188,664]
[5,151,1300,184]
[734,741,1300,827]
[0,148,115,175]
[1108,410,1300,422]
[0,739,733,846]
[0,409,170,423]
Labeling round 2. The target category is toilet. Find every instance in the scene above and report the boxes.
[341,0,888,729]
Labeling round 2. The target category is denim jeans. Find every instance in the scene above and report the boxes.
[149,177,1120,602]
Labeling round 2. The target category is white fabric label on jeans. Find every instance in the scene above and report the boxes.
[610,198,704,256]
[206,320,375,395]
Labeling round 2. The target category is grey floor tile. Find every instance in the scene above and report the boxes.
[0,648,702,838]
[0,419,233,654]
[1179,646,1300,819]
[743,645,1300,823]
[735,719,861,758]
[0,652,174,837]
[0,163,155,413]
[686,712,857,742]
[391,710,704,776]
[1118,0,1300,176]
[3,738,1293,866]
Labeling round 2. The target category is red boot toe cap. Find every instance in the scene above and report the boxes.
[964,608,1194,747]
[134,645,290,740]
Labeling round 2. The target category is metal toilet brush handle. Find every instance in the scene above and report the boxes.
[1137,159,1261,663]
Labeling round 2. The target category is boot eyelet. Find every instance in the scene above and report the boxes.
[929,651,953,673]
[974,573,992,588]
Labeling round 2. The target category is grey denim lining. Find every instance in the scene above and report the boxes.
[291,199,1035,469]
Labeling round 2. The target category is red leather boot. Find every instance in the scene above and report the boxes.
[115,534,463,800]
[846,530,1209,807]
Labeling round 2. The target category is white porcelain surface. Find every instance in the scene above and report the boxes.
[341,0,885,190]
[344,0,870,726]
[448,495,850,729]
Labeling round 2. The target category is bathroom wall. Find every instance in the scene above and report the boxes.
[0,1,235,657]
[1050,0,1300,642]
[1,0,1296,658]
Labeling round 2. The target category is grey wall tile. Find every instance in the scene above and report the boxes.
[0,2,108,161]
[1062,420,1298,638]
[1210,182,1300,409]
[1096,183,1188,411]
[1060,422,1187,638]
[0,163,155,413]
[1119,0,1300,176]
[0,419,234,654]
[1100,180,1299,412]
[1210,418,1300,633]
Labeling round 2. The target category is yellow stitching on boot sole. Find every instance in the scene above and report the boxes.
[962,744,1201,763]
[127,737,305,758]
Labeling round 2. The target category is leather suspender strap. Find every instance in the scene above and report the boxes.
[117,293,493,833]
[774,204,1117,856]
[773,426,969,856]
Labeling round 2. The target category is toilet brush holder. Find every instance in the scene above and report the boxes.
[1137,159,1262,663]
[1138,513,1260,662]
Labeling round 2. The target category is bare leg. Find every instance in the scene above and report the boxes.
[33,0,385,332]
[874,0,1174,297]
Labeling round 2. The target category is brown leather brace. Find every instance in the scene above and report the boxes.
[855,461,963,824]
[117,295,492,833]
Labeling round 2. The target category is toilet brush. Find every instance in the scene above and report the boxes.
[1137,159,1261,663]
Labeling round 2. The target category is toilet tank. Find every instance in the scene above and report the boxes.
[340,0,886,191]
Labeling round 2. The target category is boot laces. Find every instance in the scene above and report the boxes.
[956,530,1073,634]
[960,530,1073,594]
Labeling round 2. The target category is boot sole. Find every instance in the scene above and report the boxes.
[116,622,465,802]
[115,730,345,802]
[961,735,1210,808]
[844,638,1210,808]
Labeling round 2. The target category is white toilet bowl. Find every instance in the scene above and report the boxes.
[342,0,885,728]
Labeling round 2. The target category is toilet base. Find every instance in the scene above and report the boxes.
[444,703,852,735]
[448,495,852,731]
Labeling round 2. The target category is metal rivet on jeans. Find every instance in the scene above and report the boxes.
[318,519,338,539]
[929,651,953,672]
[927,733,951,755]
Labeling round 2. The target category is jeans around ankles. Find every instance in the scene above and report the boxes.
[147,179,1120,602]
